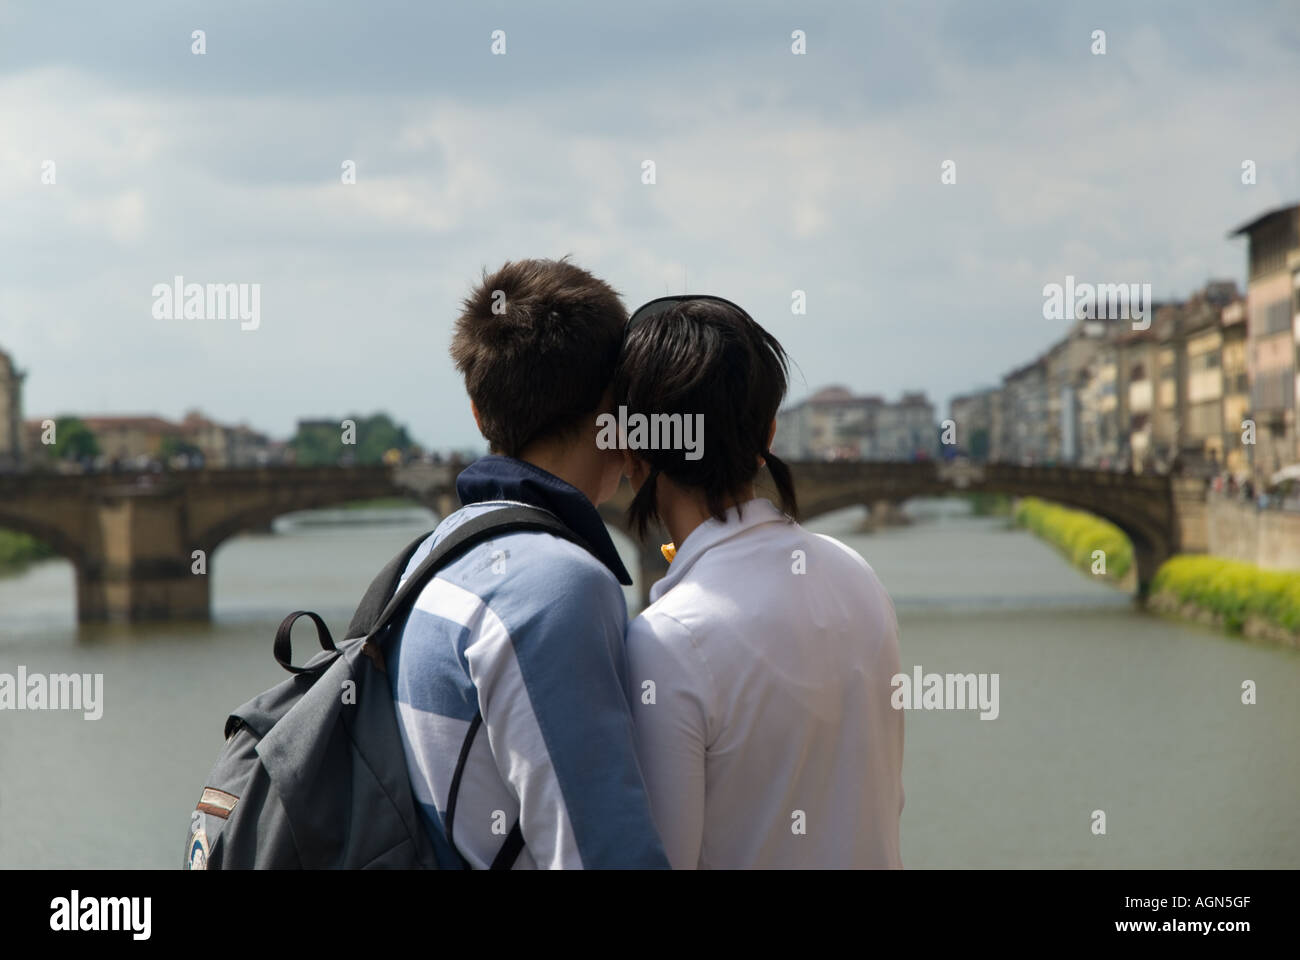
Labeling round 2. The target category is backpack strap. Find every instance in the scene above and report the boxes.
[355,504,595,646]
[445,710,526,871]
[344,528,438,640]
[273,611,338,675]
[489,822,526,870]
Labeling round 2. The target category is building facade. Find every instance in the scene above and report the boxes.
[999,357,1049,464]
[775,387,935,462]
[1171,281,1239,472]
[773,386,879,461]
[1078,341,1123,468]
[1220,298,1251,479]
[1231,204,1300,477]
[875,392,937,460]
[23,410,276,469]
[0,347,24,470]
[949,387,997,460]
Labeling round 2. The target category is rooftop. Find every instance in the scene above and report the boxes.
[1228,202,1300,238]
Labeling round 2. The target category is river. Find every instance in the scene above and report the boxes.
[1,501,1297,868]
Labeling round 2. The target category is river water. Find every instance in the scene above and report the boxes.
[1,501,1297,868]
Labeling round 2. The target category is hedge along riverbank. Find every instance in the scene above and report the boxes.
[1149,555,1300,648]
[1012,497,1133,581]
[1012,497,1300,647]
[0,529,55,572]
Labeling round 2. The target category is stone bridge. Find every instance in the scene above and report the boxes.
[781,460,1207,594]
[0,460,1206,621]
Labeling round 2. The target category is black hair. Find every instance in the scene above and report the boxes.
[614,298,798,539]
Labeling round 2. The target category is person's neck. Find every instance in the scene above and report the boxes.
[657,476,755,549]
[514,441,601,505]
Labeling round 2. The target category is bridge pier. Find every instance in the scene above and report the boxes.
[1131,540,1164,602]
[77,489,211,622]
[78,559,211,622]
[69,486,208,621]
[863,499,910,531]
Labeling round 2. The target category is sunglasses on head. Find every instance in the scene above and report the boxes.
[624,294,753,334]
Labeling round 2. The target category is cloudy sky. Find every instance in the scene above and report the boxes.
[2,0,1298,450]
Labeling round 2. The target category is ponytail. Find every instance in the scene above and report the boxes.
[627,464,663,540]
[764,450,799,520]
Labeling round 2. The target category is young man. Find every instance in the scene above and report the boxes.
[387,259,668,869]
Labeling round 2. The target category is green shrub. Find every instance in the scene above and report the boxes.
[1151,555,1300,634]
[967,492,1012,517]
[1013,497,1133,580]
[0,530,56,571]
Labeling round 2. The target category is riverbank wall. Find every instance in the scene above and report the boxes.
[1205,493,1300,571]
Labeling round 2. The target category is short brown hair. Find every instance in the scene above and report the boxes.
[451,258,627,457]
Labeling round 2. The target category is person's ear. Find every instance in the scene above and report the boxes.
[470,401,484,434]
[623,450,648,488]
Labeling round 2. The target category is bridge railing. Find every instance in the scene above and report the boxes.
[0,460,1177,502]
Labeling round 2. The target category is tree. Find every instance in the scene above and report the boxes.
[355,413,412,465]
[159,435,204,466]
[289,413,416,466]
[52,418,99,462]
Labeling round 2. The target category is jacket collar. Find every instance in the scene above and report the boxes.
[649,498,790,604]
[455,455,633,585]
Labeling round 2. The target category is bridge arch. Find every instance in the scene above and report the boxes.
[0,510,85,570]
[191,493,434,561]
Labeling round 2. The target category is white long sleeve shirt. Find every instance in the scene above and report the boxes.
[625,498,904,869]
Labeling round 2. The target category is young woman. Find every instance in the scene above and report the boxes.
[616,295,904,869]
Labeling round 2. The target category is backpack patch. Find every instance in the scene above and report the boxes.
[196,786,239,820]
[186,809,213,871]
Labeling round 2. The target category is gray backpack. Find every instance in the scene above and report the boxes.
[184,505,588,869]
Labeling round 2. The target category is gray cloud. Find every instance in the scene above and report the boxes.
[2,0,1298,448]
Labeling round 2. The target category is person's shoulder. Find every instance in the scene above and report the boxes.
[500,528,621,596]
[809,531,897,622]
[811,531,877,574]
[437,503,619,588]
[409,505,624,622]
[461,524,627,639]
[627,599,699,658]
[626,603,716,711]
[747,516,882,578]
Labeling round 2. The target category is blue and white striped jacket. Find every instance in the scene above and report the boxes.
[386,455,669,869]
